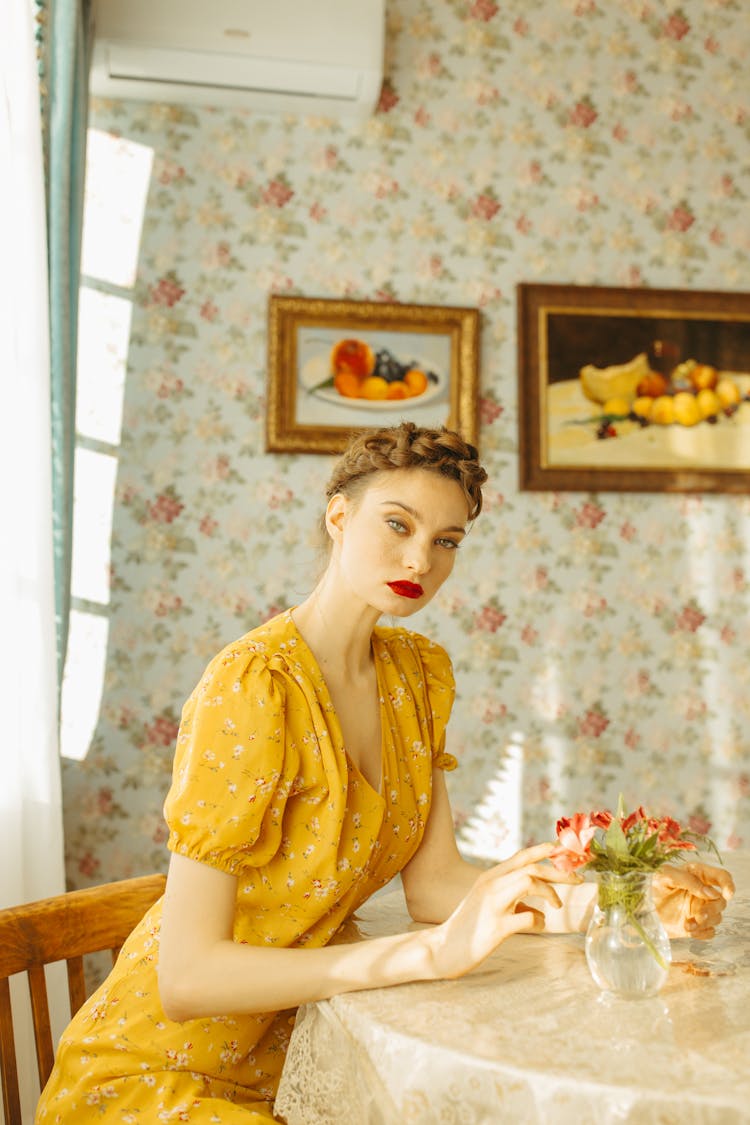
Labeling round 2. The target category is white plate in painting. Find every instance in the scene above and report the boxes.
[299,355,446,412]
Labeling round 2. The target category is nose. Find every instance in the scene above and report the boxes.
[402,537,431,576]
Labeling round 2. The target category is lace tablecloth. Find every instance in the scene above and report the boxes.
[275,853,750,1125]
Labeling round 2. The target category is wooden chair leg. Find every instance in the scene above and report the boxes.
[0,976,22,1125]
[27,965,55,1090]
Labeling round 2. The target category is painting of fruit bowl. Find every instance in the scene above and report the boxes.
[518,283,750,493]
[267,295,480,454]
[299,336,447,412]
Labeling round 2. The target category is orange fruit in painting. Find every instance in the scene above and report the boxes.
[361,376,389,400]
[636,371,668,398]
[386,381,409,400]
[689,363,718,392]
[716,378,741,408]
[404,368,428,396]
[330,338,375,379]
[333,371,362,398]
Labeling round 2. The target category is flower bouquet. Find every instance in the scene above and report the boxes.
[550,796,718,998]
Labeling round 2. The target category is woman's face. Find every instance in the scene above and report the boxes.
[326,468,470,616]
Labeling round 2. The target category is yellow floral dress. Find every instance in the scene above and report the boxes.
[36,610,456,1124]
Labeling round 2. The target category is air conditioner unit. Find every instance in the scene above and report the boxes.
[89,0,385,119]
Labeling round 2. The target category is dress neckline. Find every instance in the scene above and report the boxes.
[284,609,386,801]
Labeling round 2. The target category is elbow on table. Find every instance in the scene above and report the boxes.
[403,885,444,926]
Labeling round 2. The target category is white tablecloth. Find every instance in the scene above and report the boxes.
[275,853,750,1125]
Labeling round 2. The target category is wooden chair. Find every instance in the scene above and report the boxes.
[0,873,166,1125]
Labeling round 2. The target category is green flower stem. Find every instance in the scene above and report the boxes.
[597,878,669,972]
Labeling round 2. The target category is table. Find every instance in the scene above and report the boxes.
[275,853,750,1125]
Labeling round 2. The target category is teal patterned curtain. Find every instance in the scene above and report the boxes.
[35,0,93,689]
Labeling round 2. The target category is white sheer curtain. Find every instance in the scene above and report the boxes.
[0,0,65,908]
[1,3,66,1118]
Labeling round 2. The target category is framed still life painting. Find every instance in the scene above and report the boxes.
[518,283,750,493]
[267,295,480,454]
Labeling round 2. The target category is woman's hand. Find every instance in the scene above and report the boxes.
[423,843,582,980]
[652,861,735,939]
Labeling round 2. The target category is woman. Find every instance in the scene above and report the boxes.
[37,422,733,1123]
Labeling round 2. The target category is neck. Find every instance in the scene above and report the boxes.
[292,570,380,678]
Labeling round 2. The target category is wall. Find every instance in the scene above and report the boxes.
[62,0,750,887]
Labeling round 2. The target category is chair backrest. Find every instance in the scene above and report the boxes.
[0,872,166,1125]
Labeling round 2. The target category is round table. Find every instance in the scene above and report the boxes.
[275,852,750,1125]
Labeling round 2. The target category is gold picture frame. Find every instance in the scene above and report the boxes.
[517,283,750,493]
[267,295,480,454]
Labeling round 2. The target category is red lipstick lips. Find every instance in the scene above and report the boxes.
[388,580,424,600]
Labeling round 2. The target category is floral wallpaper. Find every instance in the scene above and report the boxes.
[62,0,750,892]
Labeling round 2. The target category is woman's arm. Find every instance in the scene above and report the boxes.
[401,767,594,931]
[400,769,736,938]
[158,845,576,1022]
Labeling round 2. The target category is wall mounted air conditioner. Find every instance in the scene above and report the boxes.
[90,0,385,119]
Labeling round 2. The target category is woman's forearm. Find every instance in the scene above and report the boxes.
[404,857,484,924]
[404,855,596,933]
[159,926,434,1022]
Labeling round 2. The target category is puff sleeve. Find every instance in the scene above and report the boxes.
[163,642,298,875]
[412,633,458,771]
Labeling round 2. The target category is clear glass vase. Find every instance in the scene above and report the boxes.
[585,870,671,999]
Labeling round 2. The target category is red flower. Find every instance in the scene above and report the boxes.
[78,852,101,878]
[575,501,606,528]
[144,715,180,747]
[97,788,114,815]
[479,396,503,424]
[621,805,647,832]
[149,273,185,307]
[469,0,499,20]
[656,817,696,851]
[263,178,294,207]
[663,11,690,40]
[550,813,597,872]
[148,492,184,524]
[688,812,712,836]
[471,192,501,220]
[474,604,507,633]
[675,603,706,632]
[376,80,399,113]
[569,99,598,128]
[666,204,695,232]
[578,708,610,738]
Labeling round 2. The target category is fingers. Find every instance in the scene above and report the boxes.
[658,864,723,901]
[496,843,555,874]
[511,902,546,934]
[494,845,583,886]
[684,894,726,937]
[685,861,735,901]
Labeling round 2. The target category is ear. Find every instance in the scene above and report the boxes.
[324,493,349,543]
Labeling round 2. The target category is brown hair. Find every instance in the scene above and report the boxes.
[325,422,487,522]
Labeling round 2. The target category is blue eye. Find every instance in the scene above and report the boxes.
[436,538,460,550]
[386,518,408,533]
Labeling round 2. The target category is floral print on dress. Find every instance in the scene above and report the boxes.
[37,612,455,1122]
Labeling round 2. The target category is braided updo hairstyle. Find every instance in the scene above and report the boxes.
[324,422,487,523]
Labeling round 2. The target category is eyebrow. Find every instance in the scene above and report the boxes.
[380,500,466,535]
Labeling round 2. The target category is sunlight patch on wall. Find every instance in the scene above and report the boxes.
[458,732,524,862]
[70,447,118,605]
[76,288,132,445]
[80,129,154,288]
[60,126,153,762]
[60,610,109,762]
